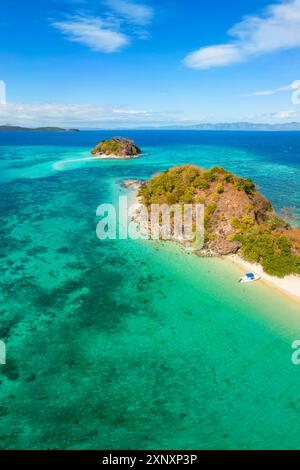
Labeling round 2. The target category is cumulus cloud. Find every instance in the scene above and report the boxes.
[106,0,153,26]
[52,15,130,53]
[184,0,300,69]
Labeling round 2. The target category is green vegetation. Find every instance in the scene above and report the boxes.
[216,183,224,194]
[138,165,229,206]
[93,139,121,155]
[223,173,233,183]
[91,137,141,157]
[232,216,300,277]
[235,177,256,194]
[138,165,205,206]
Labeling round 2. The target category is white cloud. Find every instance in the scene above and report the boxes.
[106,0,153,26]
[244,83,294,97]
[184,44,243,69]
[184,0,300,69]
[0,102,177,127]
[1,101,299,127]
[52,15,129,53]
[113,108,150,115]
[0,102,105,126]
[273,109,298,119]
[244,109,299,121]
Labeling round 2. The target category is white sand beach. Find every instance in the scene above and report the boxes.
[93,153,141,160]
[228,254,300,304]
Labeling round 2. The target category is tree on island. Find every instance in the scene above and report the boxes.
[91,137,142,158]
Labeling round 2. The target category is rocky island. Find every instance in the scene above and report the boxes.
[134,165,300,279]
[91,137,142,159]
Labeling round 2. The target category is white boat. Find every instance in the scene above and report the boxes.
[239,273,261,283]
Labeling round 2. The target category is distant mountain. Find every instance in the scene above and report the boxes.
[0,126,79,132]
[150,122,300,131]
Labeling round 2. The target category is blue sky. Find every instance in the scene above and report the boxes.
[1,0,300,127]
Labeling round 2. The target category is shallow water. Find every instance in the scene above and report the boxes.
[0,131,300,449]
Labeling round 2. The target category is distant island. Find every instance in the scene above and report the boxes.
[0,126,79,132]
[4,122,300,132]
[130,122,300,131]
[132,165,300,278]
[91,137,142,159]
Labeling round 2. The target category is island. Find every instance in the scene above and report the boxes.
[139,122,300,131]
[132,165,300,279]
[91,137,142,159]
[0,126,79,132]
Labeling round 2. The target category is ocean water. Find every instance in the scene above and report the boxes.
[0,130,300,450]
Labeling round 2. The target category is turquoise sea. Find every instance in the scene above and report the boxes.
[0,130,300,450]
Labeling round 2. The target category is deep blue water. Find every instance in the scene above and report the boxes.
[0,130,299,163]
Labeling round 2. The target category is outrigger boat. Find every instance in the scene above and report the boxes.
[239,273,261,283]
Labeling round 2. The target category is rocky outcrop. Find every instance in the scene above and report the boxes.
[121,180,145,190]
[91,137,142,159]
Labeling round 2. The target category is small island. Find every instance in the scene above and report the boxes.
[91,137,142,159]
[134,165,300,279]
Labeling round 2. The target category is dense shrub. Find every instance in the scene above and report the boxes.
[138,165,207,206]
[216,183,224,194]
[235,177,256,194]
[233,219,300,277]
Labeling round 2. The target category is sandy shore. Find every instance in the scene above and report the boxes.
[93,153,140,160]
[227,254,300,304]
